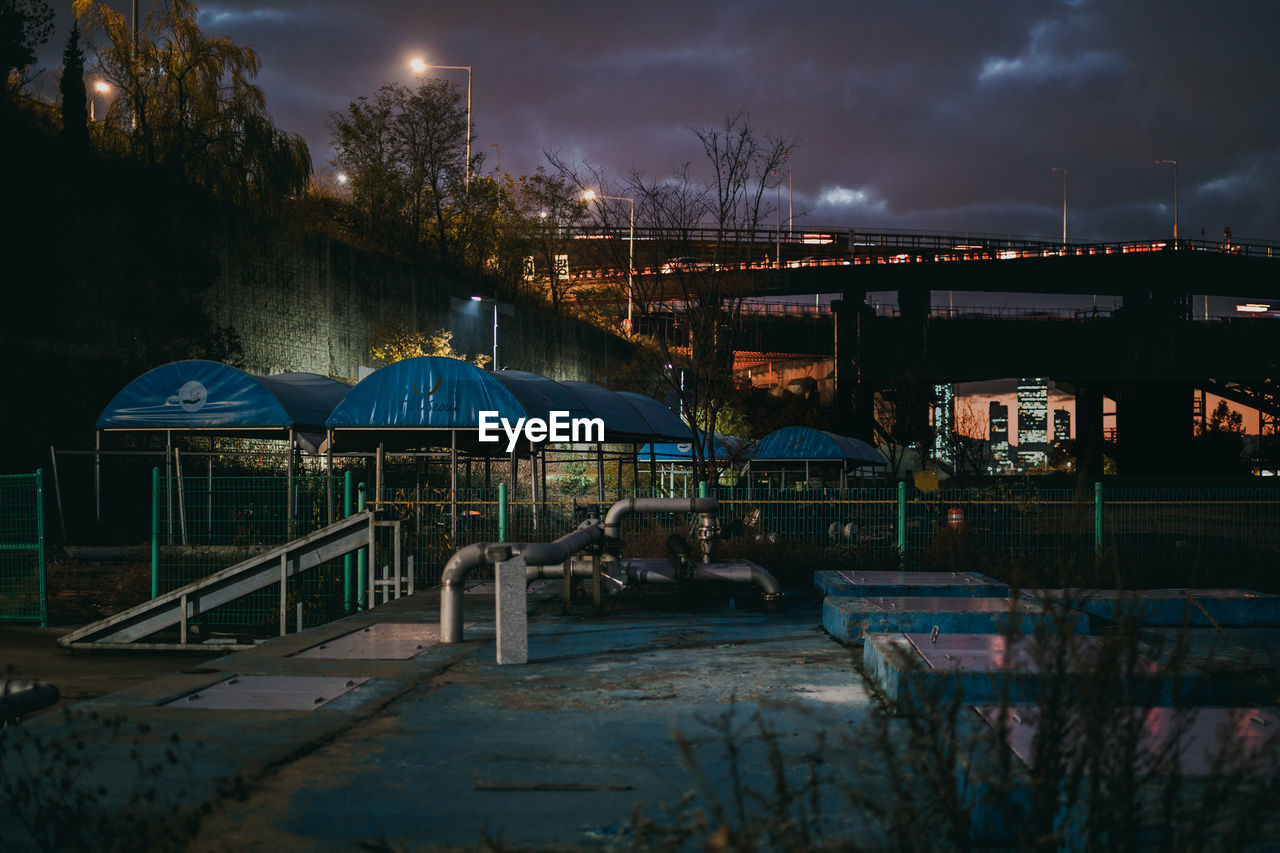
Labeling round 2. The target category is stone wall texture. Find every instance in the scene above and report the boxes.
[207,229,629,384]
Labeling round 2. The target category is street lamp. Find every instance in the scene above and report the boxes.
[582,190,635,333]
[470,295,498,369]
[1050,167,1067,245]
[90,80,110,122]
[1154,159,1178,244]
[410,57,472,190]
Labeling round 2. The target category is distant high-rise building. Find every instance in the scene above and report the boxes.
[989,401,1012,471]
[932,383,954,464]
[1052,408,1071,444]
[1017,378,1048,468]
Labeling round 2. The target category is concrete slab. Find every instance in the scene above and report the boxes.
[296,623,450,659]
[823,595,1083,644]
[815,569,1007,599]
[862,632,1275,712]
[0,590,876,851]
[1033,588,1280,627]
[166,675,371,711]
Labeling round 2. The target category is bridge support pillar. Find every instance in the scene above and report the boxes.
[1118,381,1192,475]
[1073,384,1105,491]
[833,294,877,442]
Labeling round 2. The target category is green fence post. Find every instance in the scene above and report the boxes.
[698,480,708,499]
[357,482,367,609]
[36,468,46,627]
[897,480,907,560]
[1094,481,1103,555]
[151,466,159,600]
[498,482,508,543]
[343,471,353,613]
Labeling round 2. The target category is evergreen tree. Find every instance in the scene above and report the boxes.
[59,25,89,148]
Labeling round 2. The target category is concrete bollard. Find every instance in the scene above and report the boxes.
[495,554,528,665]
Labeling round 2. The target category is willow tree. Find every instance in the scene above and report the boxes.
[74,0,311,208]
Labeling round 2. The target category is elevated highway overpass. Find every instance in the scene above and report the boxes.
[566,229,1280,476]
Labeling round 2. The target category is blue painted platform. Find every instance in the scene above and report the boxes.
[863,632,1277,713]
[822,595,1085,644]
[815,569,1008,599]
[1032,588,1280,628]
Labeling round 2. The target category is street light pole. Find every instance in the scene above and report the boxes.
[470,295,498,369]
[583,191,635,333]
[1050,167,1067,245]
[785,151,793,238]
[773,171,781,268]
[1155,159,1178,244]
[412,59,472,190]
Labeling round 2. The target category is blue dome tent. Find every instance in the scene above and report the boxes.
[748,426,887,489]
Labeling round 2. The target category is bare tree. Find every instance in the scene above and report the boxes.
[551,114,795,485]
[511,168,589,311]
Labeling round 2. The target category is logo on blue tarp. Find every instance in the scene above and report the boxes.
[172,380,208,413]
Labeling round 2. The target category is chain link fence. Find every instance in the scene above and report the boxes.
[0,471,46,625]
[142,473,1280,630]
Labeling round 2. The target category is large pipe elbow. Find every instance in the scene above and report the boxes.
[441,524,605,644]
[603,497,719,540]
[691,562,784,600]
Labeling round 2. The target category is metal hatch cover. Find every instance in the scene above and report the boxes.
[904,633,1159,673]
[836,570,990,587]
[167,675,369,710]
[864,597,1032,613]
[296,622,461,660]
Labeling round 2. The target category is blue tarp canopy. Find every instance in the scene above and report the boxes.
[326,357,526,431]
[638,433,743,463]
[324,357,692,448]
[752,426,886,467]
[613,391,696,441]
[96,360,351,432]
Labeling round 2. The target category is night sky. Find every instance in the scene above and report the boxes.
[33,0,1280,244]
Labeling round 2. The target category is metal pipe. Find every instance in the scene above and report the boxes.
[1,680,60,724]
[602,496,718,541]
[689,562,783,599]
[441,523,605,642]
[618,559,783,601]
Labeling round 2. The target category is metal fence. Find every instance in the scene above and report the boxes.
[147,474,1280,630]
[0,470,46,625]
[152,470,344,631]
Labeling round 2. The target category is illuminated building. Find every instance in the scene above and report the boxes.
[932,383,954,464]
[1017,378,1048,468]
[989,401,1013,471]
[1053,408,1071,444]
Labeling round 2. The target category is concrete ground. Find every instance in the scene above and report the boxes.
[5,584,1279,851]
[1,588,878,851]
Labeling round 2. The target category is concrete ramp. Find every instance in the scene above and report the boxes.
[58,512,375,650]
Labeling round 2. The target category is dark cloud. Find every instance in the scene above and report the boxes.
[35,0,1280,240]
